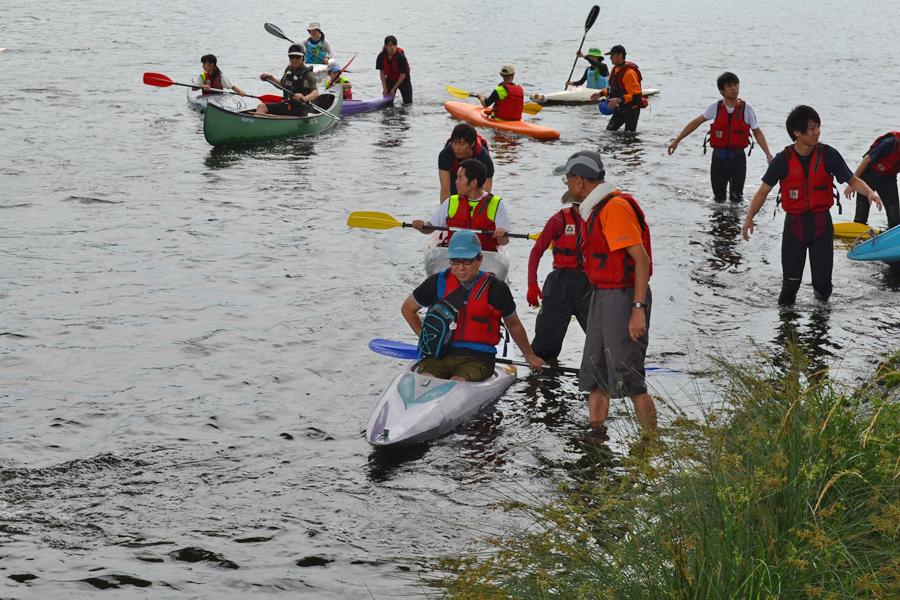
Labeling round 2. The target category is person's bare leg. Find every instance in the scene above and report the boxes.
[632,393,657,432]
[255,103,269,115]
[588,388,610,428]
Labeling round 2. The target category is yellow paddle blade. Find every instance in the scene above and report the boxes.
[528,233,540,240]
[347,211,403,230]
[522,103,543,115]
[445,85,474,99]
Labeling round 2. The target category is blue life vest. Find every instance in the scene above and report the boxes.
[306,39,326,64]
[586,67,608,90]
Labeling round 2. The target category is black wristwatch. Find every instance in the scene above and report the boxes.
[633,302,646,309]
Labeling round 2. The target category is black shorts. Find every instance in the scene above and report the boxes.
[265,100,309,117]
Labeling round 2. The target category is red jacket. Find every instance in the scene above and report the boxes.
[446,193,500,252]
[492,83,524,121]
[779,144,834,213]
[441,271,502,348]
[550,207,584,270]
[709,100,751,149]
[380,48,409,81]
[582,192,652,289]
[868,132,900,177]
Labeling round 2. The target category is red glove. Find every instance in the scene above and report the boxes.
[527,284,543,307]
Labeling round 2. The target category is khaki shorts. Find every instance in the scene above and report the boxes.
[579,286,651,398]
[418,354,494,382]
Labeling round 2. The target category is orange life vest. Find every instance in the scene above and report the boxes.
[608,62,643,109]
[582,192,653,289]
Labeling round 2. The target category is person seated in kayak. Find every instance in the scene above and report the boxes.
[191,54,246,97]
[298,22,333,65]
[438,123,494,203]
[412,159,510,251]
[325,61,352,100]
[566,48,609,89]
[477,64,524,121]
[401,230,543,382]
[845,132,900,230]
[256,44,319,117]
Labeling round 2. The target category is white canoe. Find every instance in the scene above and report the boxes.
[530,86,660,104]
[424,233,511,282]
[186,88,251,113]
[366,335,518,448]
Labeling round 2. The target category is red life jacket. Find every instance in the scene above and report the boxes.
[381,48,409,81]
[709,100,751,149]
[608,62,643,109]
[446,193,501,252]
[444,134,487,174]
[442,271,502,348]
[779,144,834,213]
[327,75,353,100]
[582,192,653,289]
[200,71,222,96]
[491,83,524,121]
[550,206,584,270]
[867,131,900,177]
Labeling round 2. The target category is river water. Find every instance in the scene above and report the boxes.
[2,0,899,597]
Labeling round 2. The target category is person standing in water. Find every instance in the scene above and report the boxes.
[590,45,643,132]
[376,36,412,103]
[667,72,773,203]
[847,132,900,230]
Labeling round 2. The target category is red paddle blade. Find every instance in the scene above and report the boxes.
[143,72,175,87]
[258,94,283,103]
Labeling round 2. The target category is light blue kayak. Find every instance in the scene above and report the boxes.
[847,225,900,262]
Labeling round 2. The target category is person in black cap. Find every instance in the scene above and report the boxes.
[255,44,319,116]
[590,45,644,132]
[553,150,656,436]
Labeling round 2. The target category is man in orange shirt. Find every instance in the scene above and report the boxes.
[552,151,656,437]
[590,45,643,132]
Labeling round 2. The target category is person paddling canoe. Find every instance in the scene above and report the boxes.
[325,61,352,100]
[401,230,543,382]
[412,160,509,251]
[438,123,494,203]
[566,47,609,90]
[191,54,246,97]
[256,44,319,117]
[376,35,412,103]
[477,64,524,122]
[298,21,333,65]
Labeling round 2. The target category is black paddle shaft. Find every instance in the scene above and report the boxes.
[497,357,579,374]
[564,5,600,90]
[401,222,533,240]
[263,79,340,121]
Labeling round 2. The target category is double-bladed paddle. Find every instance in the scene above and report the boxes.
[368,339,682,375]
[143,72,281,102]
[347,211,540,240]
[264,23,328,62]
[564,5,600,90]
[445,86,543,115]
[263,79,341,121]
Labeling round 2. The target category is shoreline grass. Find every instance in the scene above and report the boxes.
[437,346,900,599]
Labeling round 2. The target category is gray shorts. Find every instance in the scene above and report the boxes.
[579,286,651,398]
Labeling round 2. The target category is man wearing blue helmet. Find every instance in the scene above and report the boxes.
[401,231,543,381]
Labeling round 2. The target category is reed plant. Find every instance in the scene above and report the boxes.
[437,347,900,599]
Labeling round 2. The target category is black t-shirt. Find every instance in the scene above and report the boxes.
[762,144,854,187]
[437,143,495,196]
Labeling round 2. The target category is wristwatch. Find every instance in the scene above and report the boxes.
[633,301,646,309]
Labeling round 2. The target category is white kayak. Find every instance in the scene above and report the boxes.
[186,88,251,113]
[424,233,510,282]
[530,86,660,104]
[366,335,518,448]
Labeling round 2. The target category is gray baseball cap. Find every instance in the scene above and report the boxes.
[552,150,605,180]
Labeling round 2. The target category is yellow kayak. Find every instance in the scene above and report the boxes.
[833,223,879,240]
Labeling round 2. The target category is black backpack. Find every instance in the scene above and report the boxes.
[417,274,494,360]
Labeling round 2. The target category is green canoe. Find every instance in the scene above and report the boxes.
[203,91,342,146]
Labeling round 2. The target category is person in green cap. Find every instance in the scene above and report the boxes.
[567,48,609,89]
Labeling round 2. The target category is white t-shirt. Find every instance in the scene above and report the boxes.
[702,100,759,129]
[191,72,235,90]
[429,193,511,230]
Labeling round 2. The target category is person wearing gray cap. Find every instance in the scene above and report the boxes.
[477,64,524,122]
[589,45,644,132]
[526,191,591,362]
[299,22,333,65]
[553,150,656,435]
[401,230,544,381]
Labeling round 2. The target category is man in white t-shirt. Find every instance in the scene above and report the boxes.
[667,72,773,203]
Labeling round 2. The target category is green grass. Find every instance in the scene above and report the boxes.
[437,346,900,599]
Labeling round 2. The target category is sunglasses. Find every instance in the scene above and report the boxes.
[448,257,478,266]
[289,55,304,59]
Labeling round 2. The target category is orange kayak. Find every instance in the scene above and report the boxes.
[444,101,560,141]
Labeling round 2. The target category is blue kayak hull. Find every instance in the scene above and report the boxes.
[847,226,900,262]
[341,95,394,115]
